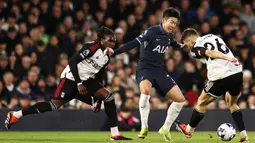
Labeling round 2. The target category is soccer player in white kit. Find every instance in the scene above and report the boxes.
[175,28,249,142]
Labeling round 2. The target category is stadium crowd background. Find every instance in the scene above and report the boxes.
[0,0,254,111]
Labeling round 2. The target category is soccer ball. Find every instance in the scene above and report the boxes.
[217,123,236,141]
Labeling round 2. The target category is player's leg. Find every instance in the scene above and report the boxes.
[136,69,154,139]
[153,71,185,141]
[225,93,249,142]
[84,79,132,140]
[5,78,74,130]
[176,90,216,138]
[138,80,153,138]
[5,99,68,130]
[225,72,249,142]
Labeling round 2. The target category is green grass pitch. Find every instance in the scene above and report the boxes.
[0,131,253,143]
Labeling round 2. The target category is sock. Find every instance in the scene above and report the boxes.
[240,130,248,138]
[110,126,120,136]
[104,99,119,134]
[22,101,57,116]
[163,101,184,131]
[13,111,22,118]
[186,124,195,133]
[139,93,150,129]
[189,109,205,130]
[232,110,246,136]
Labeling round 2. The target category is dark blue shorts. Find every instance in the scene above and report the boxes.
[136,68,176,96]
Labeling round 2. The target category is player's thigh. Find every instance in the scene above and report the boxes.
[204,80,226,97]
[153,70,184,101]
[226,72,243,96]
[52,78,77,108]
[195,90,216,112]
[83,78,109,101]
[136,70,154,95]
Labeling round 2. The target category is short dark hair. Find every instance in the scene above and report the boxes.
[97,26,115,40]
[180,28,199,43]
[163,7,180,19]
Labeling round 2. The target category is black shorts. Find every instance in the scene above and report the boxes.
[52,78,103,101]
[204,72,243,97]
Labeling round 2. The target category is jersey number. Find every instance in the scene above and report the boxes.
[204,38,230,54]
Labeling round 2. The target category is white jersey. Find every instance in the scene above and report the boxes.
[190,34,242,81]
[61,41,109,82]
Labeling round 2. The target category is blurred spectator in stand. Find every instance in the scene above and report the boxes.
[3,72,15,100]
[13,79,33,108]
[247,95,255,109]
[117,105,140,131]
[0,80,9,108]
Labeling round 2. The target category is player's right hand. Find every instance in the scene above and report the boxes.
[78,84,87,95]
[228,57,240,66]
[105,47,114,56]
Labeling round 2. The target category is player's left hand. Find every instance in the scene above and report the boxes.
[104,47,114,56]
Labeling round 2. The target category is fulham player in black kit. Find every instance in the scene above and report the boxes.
[5,26,132,141]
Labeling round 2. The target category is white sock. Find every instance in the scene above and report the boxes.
[139,93,150,129]
[186,124,195,133]
[110,126,120,136]
[13,110,23,118]
[240,130,248,138]
[162,101,184,131]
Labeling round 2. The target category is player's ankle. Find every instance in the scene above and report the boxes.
[12,111,23,119]
[110,126,120,136]
[240,130,248,138]
[186,124,195,133]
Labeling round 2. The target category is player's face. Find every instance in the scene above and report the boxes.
[162,17,178,33]
[183,37,195,51]
[101,35,116,48]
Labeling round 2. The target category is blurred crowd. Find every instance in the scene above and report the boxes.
[0,0,255,110]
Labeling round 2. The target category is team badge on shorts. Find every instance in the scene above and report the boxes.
[60,92,65,98]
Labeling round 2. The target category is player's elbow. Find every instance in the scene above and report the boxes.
[205,50,213,57]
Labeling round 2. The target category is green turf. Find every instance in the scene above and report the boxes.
[0,131,253,143]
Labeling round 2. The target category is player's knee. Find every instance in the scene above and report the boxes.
[49,101,59,110]
[104,93,114,102]
[177,95,186,102]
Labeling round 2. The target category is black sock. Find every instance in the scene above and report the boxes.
[232,110,245,131]
[189,109,205,128]
[104,100,117,127]
[22,101,57,116]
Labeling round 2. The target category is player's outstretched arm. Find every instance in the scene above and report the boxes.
[205,50,239,65]
[113,39,140,56]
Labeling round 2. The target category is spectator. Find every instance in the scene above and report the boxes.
[242,70,253,100]
[0,80,9,108]
[0,55,9,78]
[218,99,228,109]
[239,3,255,33]
[13,79,32,108]
[238,100,248,109]
[117,105,140,131]
[247,95,255,109]
[3,72,15,99]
